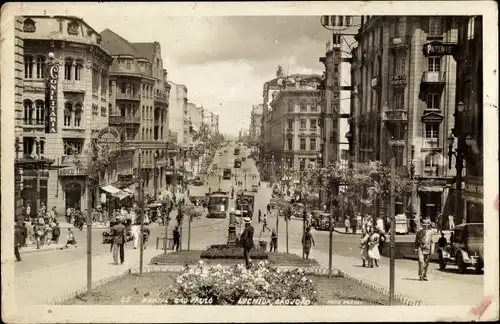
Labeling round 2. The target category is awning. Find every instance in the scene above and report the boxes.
[115,191,130,200]
[101,185,121,195]
[123,185,135,195]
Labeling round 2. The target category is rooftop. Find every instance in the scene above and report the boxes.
[100,29,145,59]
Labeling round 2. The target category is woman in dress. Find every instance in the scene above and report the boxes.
[368,227,381,267]
[360,229,370,267]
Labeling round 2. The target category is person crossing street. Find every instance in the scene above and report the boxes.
[415,219,433,281]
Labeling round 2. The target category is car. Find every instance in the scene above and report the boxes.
[242,157,246,162]
[218,152,222,156]
[251,184,259,192]
[223,149,227,153]
[193,176,203,186]
[437,223,483,274]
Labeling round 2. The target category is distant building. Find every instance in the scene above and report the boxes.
[168,81,188,146]
[249,104,263,141]
[19,15,113,214]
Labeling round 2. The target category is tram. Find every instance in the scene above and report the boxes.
[206,190,229,219]
[223,168,232,180]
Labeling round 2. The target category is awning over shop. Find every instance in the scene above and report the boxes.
[114,190,130,200]
[123,185,135,195]
[101,185,121,195]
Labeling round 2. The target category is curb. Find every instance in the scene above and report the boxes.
[51,262,424,306]
[20,245,67,255]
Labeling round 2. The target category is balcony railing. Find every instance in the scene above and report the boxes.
[109,115,141,125]
[421,71,446,83]
[154,94,168,104]
[60,155,83,165]
[23,119,45,127]
[116,92,141,101]
[382,110,408,122]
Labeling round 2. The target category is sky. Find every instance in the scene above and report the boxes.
[72,10,357,136]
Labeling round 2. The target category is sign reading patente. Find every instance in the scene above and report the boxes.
[47,64,59,133]
[422,41,457,56]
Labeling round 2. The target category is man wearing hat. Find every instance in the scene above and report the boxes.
[240,217,254,268]
[414,219,433,281]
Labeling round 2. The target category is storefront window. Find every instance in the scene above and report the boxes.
[466,201,483,223]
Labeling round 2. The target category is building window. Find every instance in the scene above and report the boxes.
[300,138,306,150]
[309,138,316,151]
[108,103,113,116]
[425,123,439,139]
[63,139,83,155]
[467,17,475,40]
[394,90,404,110]
[36,56,46,79]
[126,60,132,70]
[24,56,34,78]
[300,119,307,129]
[287,102,293,112]
[64,59,73,80]
[395,56,405,75]
[428,57,441,72]
[142,128,145,140]
[310,119,317,130]
[424,153,440,176]
[34,100,45,125]
[64,102,72,126]
[74,60,83,81]
[287,119,293,130]
[120,83,126,94]
[101,106,106,117]
[429,17,442,36]
[300,100,307,111]
[23,99,34,125]
[39,139,45,155]
[426,93,440,110]
[74,102,82,127]
[23,137,34,155]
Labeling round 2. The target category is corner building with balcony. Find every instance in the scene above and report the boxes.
[350,16,458,227]
[19,16,113,214]
[266,73,322,172]
[100,30,170,197]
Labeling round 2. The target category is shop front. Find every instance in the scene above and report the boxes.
[58,167,88,212]
[417,178,447,224]
[21,169,49,218]
[463,178,483,223]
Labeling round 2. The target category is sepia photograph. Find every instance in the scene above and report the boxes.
[1,1,498,323]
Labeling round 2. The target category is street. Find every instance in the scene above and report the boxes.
[14,143,483,306]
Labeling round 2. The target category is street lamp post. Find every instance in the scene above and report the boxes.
[153,152,158,200]
[409,145,416,233]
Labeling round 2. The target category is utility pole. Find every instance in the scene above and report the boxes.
[389,157,396,304]
[286,212,289,254]
[139,149,145,275]
[302,209,306,259]
[86,143,94,302]
[328,191,334,277]
[275,205,279,252]
[153,152,158,201]
[164,200,170,255]
[188,212,192,250]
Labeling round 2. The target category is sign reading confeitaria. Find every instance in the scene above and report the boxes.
[46,63,59,133]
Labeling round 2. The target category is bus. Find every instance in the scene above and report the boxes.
[234,158,241,168]
[207,191,229,218]
[223,168,232,180]
[234,147,240,155]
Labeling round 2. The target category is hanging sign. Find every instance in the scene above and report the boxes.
[422,41,457,56]
[46,64,59,133]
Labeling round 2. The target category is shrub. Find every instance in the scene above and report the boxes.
[159,261,318,305]
[201,246,268,260]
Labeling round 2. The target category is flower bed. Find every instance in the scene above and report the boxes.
[159,261,317,305]
[200,245,268,259]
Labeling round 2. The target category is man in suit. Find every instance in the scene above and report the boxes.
[240,217,254,268]
[14,224,24,262]
[111,219,126,265]
[414,219,432,281]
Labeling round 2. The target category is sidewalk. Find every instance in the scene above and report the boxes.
[19,243,66,255]
[282,242,483,306]
[15,246,160,305]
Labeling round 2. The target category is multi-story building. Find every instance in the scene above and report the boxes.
[202,109,212,134]
[168,81,188,146]
[20,16,113,214]
[266,73,322,170]
[350,16,458,226]
[186,104,203,141]
[249,104,263,141]
[100,29,170,196]
[185,102,197,146]
[210,113,219,135]
[452,16,483,224]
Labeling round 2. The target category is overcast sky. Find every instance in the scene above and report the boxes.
[74,11,356,136]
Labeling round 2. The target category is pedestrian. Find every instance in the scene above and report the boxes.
[49,206,57,223]
[351,216,357,234]
[270,228,277,252]
[132,222,141,249]
[360,230,370,267]
[26,203,32,221]
[437,233,447,248]
[266,203,271,214]
[344,217,351,233]
[258,209,262,223]
[448,214,455,230]
[21,221,27,247]
[142,224,150,250]
[66,206,72,223]
[240,217,255,268]
[414,219,432,281]
[262,214,270,232]
[45,222,52,245]
[301,227,315,260]
[172,226,180,251]
[368,227,381,267]
[111,219,126,265]
[52,221,61,244]
[376,216,385,234]
[64,228,77,248]
[14,224,24,262]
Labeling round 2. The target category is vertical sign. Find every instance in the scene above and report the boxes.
[46,63,59,133]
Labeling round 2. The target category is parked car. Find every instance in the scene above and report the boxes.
[193,176,203,186]
[437,223,483,274]
[218,152,222,156]
[314,213,331,231]
[251,184,259,192]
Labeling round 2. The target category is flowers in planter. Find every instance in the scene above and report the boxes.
[159,261,318,305]
[200,245,268,260]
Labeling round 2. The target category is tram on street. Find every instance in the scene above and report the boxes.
[223,168,232,180]
[234,158,242,168]
[207,190,229,218]
[234,147,240,155]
